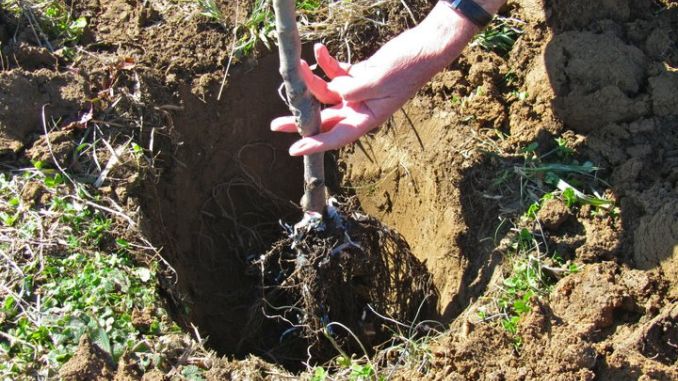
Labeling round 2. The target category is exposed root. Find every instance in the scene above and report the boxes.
[243,198,437,366]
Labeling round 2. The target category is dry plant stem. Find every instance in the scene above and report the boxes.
[273,0,326,214]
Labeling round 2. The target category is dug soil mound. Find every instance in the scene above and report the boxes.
[1,0,676,379]
[340,0,677,379]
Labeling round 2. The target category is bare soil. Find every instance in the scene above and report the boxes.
[1,0,676,379]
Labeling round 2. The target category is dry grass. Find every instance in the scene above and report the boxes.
[298,0,406,60]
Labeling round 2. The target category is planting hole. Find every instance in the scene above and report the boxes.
[140,53,498,369]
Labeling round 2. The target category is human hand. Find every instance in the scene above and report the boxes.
[270,42,424,156]
[271,2,495,156]
[271,39,446,156]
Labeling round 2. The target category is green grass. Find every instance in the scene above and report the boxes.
[297,0,322,12]
[479,226,579,350]
[513,138,617,216]
[478,137,614,348]
[472,16,524,55]
[196,0,223,20]
[2,0,87,56]
[196,0,323,58]
[41,1,87,44]
[236,0,276,56]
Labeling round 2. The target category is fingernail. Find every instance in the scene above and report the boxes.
[289,145,303,156]
[270,119,281,131]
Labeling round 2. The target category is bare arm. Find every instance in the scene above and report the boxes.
[272,0,507,156]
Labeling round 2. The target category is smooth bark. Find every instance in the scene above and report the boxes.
[272,0,326,214]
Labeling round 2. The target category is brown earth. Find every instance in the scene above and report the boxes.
[1,0,676,379]
[59,335,115,380]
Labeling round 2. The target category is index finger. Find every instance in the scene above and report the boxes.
[300,60,342,105]
[314,43,351,80]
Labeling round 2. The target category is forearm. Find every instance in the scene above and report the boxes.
[366,0,506,91]
[425,0,506,63]
[274,1,508,155]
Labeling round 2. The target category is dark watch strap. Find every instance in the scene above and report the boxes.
[446,0,493,28]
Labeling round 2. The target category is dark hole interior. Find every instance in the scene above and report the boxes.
[140,51,436,370]
[141,53,307,358]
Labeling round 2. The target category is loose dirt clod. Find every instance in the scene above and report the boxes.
[59,336,115,381]
[0,70,85,154]
[537,198,570,230]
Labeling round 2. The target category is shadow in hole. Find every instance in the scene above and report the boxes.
[141,46,438,368]
[140,51,306,357]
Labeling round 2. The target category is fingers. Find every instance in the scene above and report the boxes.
[271,106,346,134]
[314,43,350,79]
[288,117,371,156]
[270,116,298,133]
[300,60,342,105]
[312,43,377,103]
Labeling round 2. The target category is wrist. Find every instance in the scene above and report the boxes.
[417,3,480,67]
[420,0,505,64]
[465,0,505,15]
[440,0,505,18]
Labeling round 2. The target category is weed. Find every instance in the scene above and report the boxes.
[235,0,276,56]
[337,355,377,380]
[181,365,206,381]
[312,366,328,381]
[510,90,528,101]
[492,227,573,349]
[196,0,322,58]
[312,356,380,381]
[520,141,539,160]
[297,0,322,12]
[503,70,518,86]
[4,0,87,52]
[309,297,440,380]
[513,139,616,217]
[0,167,188,378]
[554,137,574,158]
[42,1,87,43]
[472,16,524,55]
[554,178,616,213]
[523,192,553,220]
[562,187,577,208]
[197,0,224,21]
[479,136,615,348]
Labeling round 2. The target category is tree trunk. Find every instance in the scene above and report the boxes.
[272,0,326,215]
